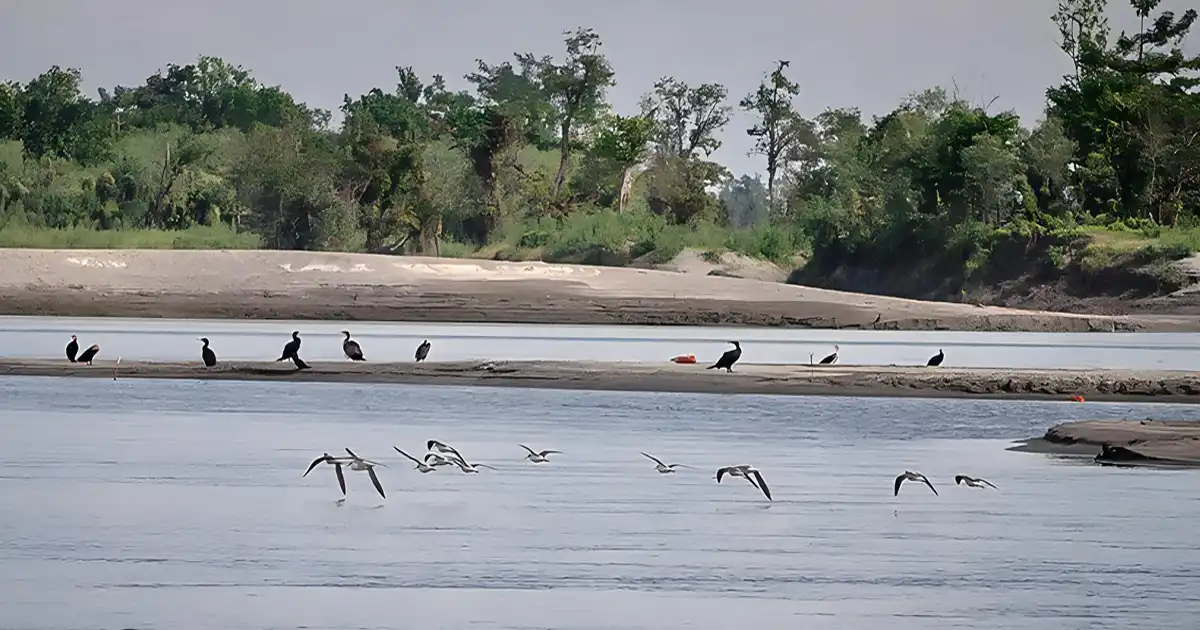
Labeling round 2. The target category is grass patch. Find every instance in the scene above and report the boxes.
[0,224,262,249]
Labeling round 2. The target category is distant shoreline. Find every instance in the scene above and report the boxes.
[1,249,1197,332]
[2,359,1198,403]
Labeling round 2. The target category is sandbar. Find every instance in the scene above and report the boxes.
[1,359,1197,403]
[1010,419,1200,467]
[0,249,1196,332]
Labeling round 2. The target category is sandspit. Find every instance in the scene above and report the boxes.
[1,359,1197,403]
[1010,419,1200,467]
[0,249,1196,332]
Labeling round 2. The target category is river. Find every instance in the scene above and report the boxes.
[2,374,1200,629]
[2,316,1199,369]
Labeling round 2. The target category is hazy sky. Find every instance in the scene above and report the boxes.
[1,0,1195,176]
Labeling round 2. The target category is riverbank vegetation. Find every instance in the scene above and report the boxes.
[1,0,1199,306]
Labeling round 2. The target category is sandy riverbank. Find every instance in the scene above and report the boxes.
[0,249,1195,331]
[2,358,1198,402]
[1010,419,1200,467]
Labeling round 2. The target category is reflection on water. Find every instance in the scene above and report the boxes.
[1,375,1199,629]
[2,315,1199,369]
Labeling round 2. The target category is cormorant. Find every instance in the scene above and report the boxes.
[927,348,944,367]
[276,331,310,370]
[199,337,217,367]
[66,335,79,362]
[342,331,365,361]
[706,341,741,372]
[76,343,100,365]
[819,344,840,365]
[415,339,431,362]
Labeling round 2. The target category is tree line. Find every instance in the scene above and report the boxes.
[0,0,1197,272]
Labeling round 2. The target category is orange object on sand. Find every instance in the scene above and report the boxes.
[671,354,697,364]
[1071,395,1085,403]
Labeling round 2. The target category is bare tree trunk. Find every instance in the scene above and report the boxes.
[617,165,636,212]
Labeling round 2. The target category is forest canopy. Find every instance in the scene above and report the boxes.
[1,0,1198,276]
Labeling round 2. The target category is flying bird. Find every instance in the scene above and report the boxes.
[716,465,772,501]
[66,335,79,362]
[641,451,691,474]
[276,331,310,369]
[819,345,840,365]
[199,337,217,367]
[706,341,742,372]
[343,448,387,499]
[303,452,349,496]
[342,331,365,361]
[415,339,431,362]
[519,444,561,463]
[77,343,100,365]
[894,471,938,496]
[927,349,945,367]
[394,446,438,473]
[954,475,997,489]
[427,439,461,458]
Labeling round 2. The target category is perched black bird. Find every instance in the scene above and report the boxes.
[819,345,840,365]
[927,348,944,367]
[76,343,100,365]
[276,331,310,370]
[66,335,79,362]
[199,337,217,367]
[342,330,365,361]
[706,341,742,372]
[415,339,431,362]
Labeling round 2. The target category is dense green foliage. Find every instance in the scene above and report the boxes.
[2,1,1199,280]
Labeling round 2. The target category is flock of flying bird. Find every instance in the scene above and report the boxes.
[63,333,976,503]
[299,438,997,503]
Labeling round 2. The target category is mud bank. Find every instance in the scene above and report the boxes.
[1010,419,1200,467]
[1,359,1198,403]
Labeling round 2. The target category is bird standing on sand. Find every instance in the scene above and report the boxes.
[199,337,217,367]
[707,341,742,372]
[276,331,310,370]
[76,343,100,365]
[66,335,79,362]
[927,349,944,367]
[519,444,561,463]
[955,475,997,489]
[819,345,840,365]
[716,465,772,501]
[894,471,938,496]
[415,339,431,362]
[642,452,691,474]
[342,331,365,361]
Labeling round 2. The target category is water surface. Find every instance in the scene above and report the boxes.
[2,375,1199,629]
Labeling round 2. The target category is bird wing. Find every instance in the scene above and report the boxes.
[669,463,692,469]
[980,478,997,489]
[894,474,905,496]
[474,464,498,470]
[716,467,730,483]
[394,447,421,465]
[303,455,327,477]
[345,447,361,461]
[750,470,772,501]
[920,475,938,495]
[641,452,667,467]
[743,474,760,489]
[540,450,561,456]
[820,352,836,364]
[518,444,537,456]
[368,467,386,499]
[334,463,346,495]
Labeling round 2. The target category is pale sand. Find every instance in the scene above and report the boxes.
[1011,419,1200,467]
[2,358,1197,403]
[0,248,1195,331]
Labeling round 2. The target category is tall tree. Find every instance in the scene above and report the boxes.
[740,60,813,210]
[642,77,731,158]
[518,28,616,199]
